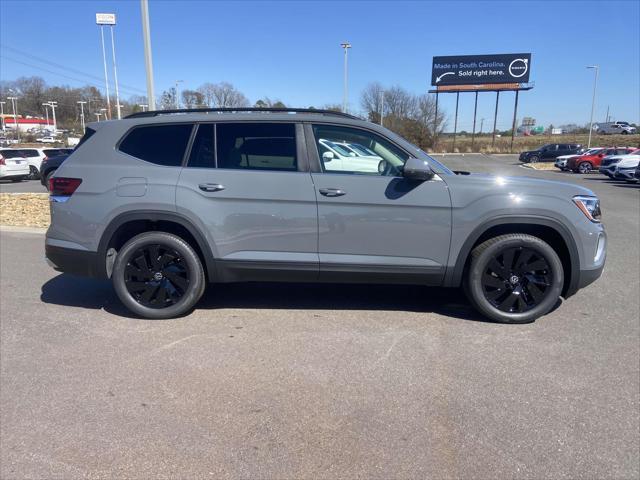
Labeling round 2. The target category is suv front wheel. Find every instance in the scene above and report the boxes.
[112,232,206,319]
[464,234,564,323]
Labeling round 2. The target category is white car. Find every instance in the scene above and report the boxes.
[0,149,30,182]
[0,148,47,180]
[554,148,599,171]
[612,155,640,182]
[319,139,382,173]
[37,136,58,143]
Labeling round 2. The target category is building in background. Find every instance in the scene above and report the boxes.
[1,116,54,133]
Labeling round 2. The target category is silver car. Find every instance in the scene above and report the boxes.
[45,108,606,323]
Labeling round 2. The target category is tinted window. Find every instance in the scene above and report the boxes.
[120,124,193,166]
[216,123,296,171]
[0,150,25,159]
[188,124,215,168]
[19,149,39,157]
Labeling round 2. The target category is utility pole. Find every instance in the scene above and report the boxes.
[140,0,156,110]
[380,90,384,126]
[0,101,5,131]
[340,42,351,113]
[480,118,485,134]
[95,112,102,122]
[175,80,183,109]
[605,105,610,123]
[47,101,58,133]
[586,65,599,148]
[42,103,50,130]
[7,96,19,141]
[98,24,112,119]
[77,101,87,131]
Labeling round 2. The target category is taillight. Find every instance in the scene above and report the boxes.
[49,177,82,198]
[0,155,4,166]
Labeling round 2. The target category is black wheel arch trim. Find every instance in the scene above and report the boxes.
[97,211,217,281]
[444,215,581,297]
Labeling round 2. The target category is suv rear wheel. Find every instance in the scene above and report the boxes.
[464,234,564,323]
[112,232,206,319]
[577,161,593,174]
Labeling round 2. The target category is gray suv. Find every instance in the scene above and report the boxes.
[45,108,606,323]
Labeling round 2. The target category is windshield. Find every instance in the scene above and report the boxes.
[583,148,603,155]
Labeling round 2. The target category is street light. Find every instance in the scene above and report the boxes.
[175,80,183,109]
[140,0,156,110]
[0,101,5,131]
[586,65,599,148]
[44,101,58,133]
[340,42,351,113]
[42,103,50,131]
[95,112,102,122]
[138,104,149,112]
[96,13,115,120]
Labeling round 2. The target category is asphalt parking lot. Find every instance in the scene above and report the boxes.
[0,179,45,193]
[1,154,638,479]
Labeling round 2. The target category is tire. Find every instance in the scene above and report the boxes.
[529,155,539,163]
[27,166,40,180]
[464,234,564,324]
[112,232,206,319]
[578,161,593,174]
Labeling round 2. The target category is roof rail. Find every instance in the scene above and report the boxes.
[125,107,360,120]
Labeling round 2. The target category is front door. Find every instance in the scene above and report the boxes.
[308,123,451,285]
[176,122,318,282]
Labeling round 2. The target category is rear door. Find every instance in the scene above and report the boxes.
[176,122,318,282]
[308,123,451,285]
[541,144,558,160]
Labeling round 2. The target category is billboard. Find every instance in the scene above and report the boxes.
[431,53,531,86]
[96,13,116,25]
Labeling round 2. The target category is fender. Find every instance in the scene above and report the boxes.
[97,210,217,281]
[444,215,581,297]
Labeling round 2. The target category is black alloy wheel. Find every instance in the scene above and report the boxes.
[529,155,539,163]
[481,246,552,314]
[124,244,190,309]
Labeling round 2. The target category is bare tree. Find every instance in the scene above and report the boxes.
[360,82,384,122]
[207,82,248,108]
[181,89,204,108]
[197,82,216,107]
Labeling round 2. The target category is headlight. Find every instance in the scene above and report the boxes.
[573,195,601,222]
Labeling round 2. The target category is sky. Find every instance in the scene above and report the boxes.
[1,0,639,131]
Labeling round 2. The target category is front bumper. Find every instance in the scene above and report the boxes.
[613,168,638,180]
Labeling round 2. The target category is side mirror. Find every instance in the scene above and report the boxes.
[402,157,434,181]
[322,151,335,162]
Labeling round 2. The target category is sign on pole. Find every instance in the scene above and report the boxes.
[431,53,531,86]
[96,13,116,25]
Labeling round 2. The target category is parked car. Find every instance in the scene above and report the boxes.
[45,108,606,324]
[567,147,637,173]
[0,149,30,182]
[635,163,640,181]
[40,153,70,188]
[318,138,382,172]
[554,148,603,171]
[597,122,637,135]
[599,149,640,177]
[612,156,640,182]
[37,136,58,144]
[0,148,47,180]
[519,144,583,163]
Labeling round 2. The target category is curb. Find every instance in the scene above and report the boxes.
[0,225,47,235]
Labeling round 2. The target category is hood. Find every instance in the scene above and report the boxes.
[461,172,595,197]
[617,156,640,168]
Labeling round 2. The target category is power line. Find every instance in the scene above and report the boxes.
[0,44,146,95]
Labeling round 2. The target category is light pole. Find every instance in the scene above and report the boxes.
[7,96,19,141]
[108,19,122,119]
[97,20,112,120]
[0,101,6,131]
[379,89,384,126]
[586,65,599,148]
[138,104,149,112]
[77,101,87,131]
[140,0,156,110]
[46,101,58,133]
[175,80,183,109]
[95,112,102,122]
[340,42,351,113]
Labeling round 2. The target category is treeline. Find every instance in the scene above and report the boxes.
[1,77,446,149]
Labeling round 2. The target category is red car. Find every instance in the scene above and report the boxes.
[567,147,638,173]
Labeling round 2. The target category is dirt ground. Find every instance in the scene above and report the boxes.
[0,193,50,228]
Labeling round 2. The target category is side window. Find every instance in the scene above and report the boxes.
[119,124,193,166]
[312,124,408,176]
[188,124,215,168]
[216,123,296,171]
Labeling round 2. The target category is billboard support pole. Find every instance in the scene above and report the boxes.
[433,91,439,151]
[452,91,459,152]
[510,90,519,153]
[471,91,478,151]
[491,91,500,148]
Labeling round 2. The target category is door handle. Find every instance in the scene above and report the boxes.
[198,183,225,192]
[319,188,346,197]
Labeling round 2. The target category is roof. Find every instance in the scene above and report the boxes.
[3,117,53,125]
[125,107,361,121]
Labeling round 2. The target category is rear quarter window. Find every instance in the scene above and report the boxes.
[119,124,193,166]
